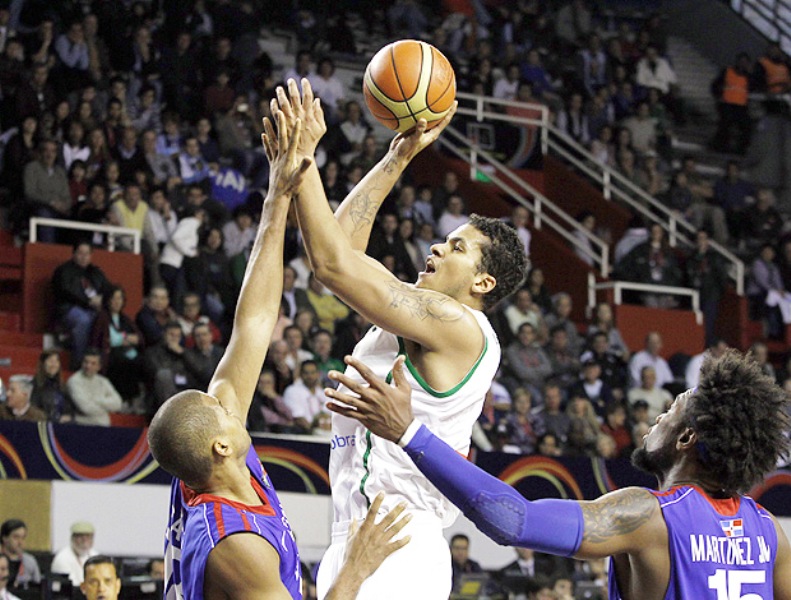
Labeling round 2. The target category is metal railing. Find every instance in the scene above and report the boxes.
[438,125,611,277]
[730,0,791,55]
[454,91,745,295]
[587,272,703,325]
[29,218,142,254]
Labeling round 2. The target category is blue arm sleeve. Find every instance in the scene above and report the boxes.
[404,424,584,557]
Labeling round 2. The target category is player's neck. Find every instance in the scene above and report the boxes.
[661,465,733,498]
[207,458,262,505]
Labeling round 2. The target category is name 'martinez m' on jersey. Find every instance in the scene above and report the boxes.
[163,445,302,600]
[329,306,500,528]
[608,485,777,600]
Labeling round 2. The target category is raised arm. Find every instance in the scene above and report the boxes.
[275,81,473,353]
[325,356,665,560]
[208,114,310,419]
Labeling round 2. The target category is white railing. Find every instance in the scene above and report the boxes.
[29,218,142,254]
[731,0,791,55]
[587,272,703,325]
[438,125,610,277]
[454,92,745,295]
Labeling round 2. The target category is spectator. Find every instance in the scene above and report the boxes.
[742,188,784,257]
[15,63,56,124]
[600,402,632,458]
[195,117,221,165]
[367,213,418,282]
[306,273,349,335]
[52,241,110,369]
[576,34,607,97]
[188,226,235,324]
[310,57,346,120]
[631,399,651,425]
[332,311,370,360]
[711,53,752,154]
[535,382,571,448]
[546,325,581,391]
[282,325,313,372]
[685,339,729,390]
[85,128,111,182]
[544,293,583,355]
[281,265,312,321]
[143,187,178,266]
[580,331,629,399]
[0,376,45,421]
[30,350,71,422]
[0,519,41,591]
[110,183,149,251]
[283,50,314,87]
[2,116,38,204]
[502,387,545,454]
[50,522,98,586]
[754,42,791,96]
[156,112,182,157]
[143,321,196,414]
[160,31,201,120]
[183,322,224,390]
[0,555,21,600]
[175,135,211,185]
[555,0,592,49]
[89,285,144,402]
[572,210,596,267]
[616,148,642,188]
[504,288,544,338]
[214,94,268,189]
[628,331,674,391]
[431,171,461,223]
[750,341,777,380]
[565,396,600,457]
[493,63,521,100]
[222,206,256,258]
[182,183,227,229]
[263,340,294,395]
[714,161,754,241]
[635,44,682,122]
[450,534,482,593]
[63,121,90,171]
[159,205,206,306]
[176,292,221,347]
[129,84,162,133]
[746,243,787,338]
[590,124,615,167]
[568,359,615,420]
[686,229,728,346]
[505,322,553,392]
[24,138,72,242]
[556,92,590,146]
[616,223,682,309]
[614,215,648,266]
[135,285,178,347]
[246,369,295,433]
[537,432,563,457]
[627,365,673,422]
[504,205,531,257]
[587,302,630,360]
[113,126,147,185]
[203,68,235,115]
[311,329,344,383]
[622,101,657,156]
[282,360,326,434]
[525,267,552,315]
[66,349,123,426]
[637,150,666,197]
[141,129,180,191]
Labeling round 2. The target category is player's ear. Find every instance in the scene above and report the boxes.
[676,427,697,450]
[472,272,496,296]
[212,438,233,458]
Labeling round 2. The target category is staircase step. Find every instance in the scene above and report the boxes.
[0,331,42,348]
[0,312,21,332]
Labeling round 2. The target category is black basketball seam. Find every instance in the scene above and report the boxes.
[390,42,419,127]
[365,74,399,121]
[427,50,455,110]
[366,66,403,104]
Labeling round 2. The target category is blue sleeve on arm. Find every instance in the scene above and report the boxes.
[404,424,584,557]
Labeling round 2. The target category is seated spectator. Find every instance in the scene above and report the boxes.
[24,139,72,243]
[310,57,346,120]
[142,187,178,266]
[177,292,222,347]
[587,90,616,142]
[537,433,563,457]
[503,205,531,257]
[414,221,438,263]
[600,402,632,458]
[565,396,600,457]
[50,521,98,586]
[136,285,178,347]
[281,265,312,321]
[89,285,144,404]
[30,350,71,423]
[156,112,182,157]
[436,194,469,239]
[742,188,784,257]
[545,325,581,391]
[195,117,221,165]
[571,210,596,267]
[714,161,754,241]
[0,376,45,422]
[263,340,294,395]
[686,229,729,346]
[622,101,657,156]
[141,129,181,191]
[311,329,344,383]
[0,519,42,591]
[110,183,149,251]
[627,365,673,422]
[175,135,211,185]
[450,534,482,593]
[282,325,314,373]
[203,68,236,115]
[614,214,649,266]
[282,360,326,434]
[589,124,615,167]
[754,42,791,96]
[493,63,520,100]
[431,171,461,223]
[503,288,544,338]
[616,223,682,309]
[159,205,206,306]
[130,84,162,133]
[635,44,683,123]
[222,206,256,258]
[113,126,147,185]
[680,157,729,245]
[501,388,545,455]
[52,241,111,369]
[505,323,553,392]
[2,116,38,204]
[637,150,666,197]
[215,94,268,188]
[306,273,349,334]
[143,321,196,414]
[628,331,674,390]
[580,331,629,399]
[63,121,91,171]
[746,243,787,338]
[183,322,224,390]
[247,369,295,433]
[586,302,630,360]
[525,267,553,315]
[556,92,590,146]
[568,359,615,419]
[544,293,583,355]
[536,382,571,448]
[750,341,777,380]
[182,183,227,229]
[187,227,235,325]
[576,34,608,98]
[66,349,123,426]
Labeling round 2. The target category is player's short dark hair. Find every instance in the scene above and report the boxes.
[148,390,220,488]
[468,214,527,310]
[84,555,118,578]
[686,349,790,494]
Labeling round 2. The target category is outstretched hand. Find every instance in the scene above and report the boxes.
[261,111,312,198]
[325,355,414,443]
[388,100,458,165]
[272,78,327,158]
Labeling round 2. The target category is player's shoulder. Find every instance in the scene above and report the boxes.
[205,533,285,595]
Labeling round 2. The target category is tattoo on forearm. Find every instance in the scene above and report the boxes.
[386,281,465,322]
[581,489,656,544]
[347,157,400,235]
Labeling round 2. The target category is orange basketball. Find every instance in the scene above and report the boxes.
[363,40,456,134]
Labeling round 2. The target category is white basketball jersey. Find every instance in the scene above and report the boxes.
[328,306,500,528]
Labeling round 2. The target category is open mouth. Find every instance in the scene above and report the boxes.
[423,258,436,274]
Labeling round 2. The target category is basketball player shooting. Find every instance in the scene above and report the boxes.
[326,350,791,599]
[271,78,527,600]
[147,114,411,600]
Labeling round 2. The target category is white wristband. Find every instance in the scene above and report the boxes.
[397,419,422,448]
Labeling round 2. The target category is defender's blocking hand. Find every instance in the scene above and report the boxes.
[272,78,327,158]
[261,112,311,198]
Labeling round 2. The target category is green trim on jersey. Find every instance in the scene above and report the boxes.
[359,429,374,506]
[396,336,489,398]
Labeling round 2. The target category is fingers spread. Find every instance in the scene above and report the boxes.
[301,77,314,111]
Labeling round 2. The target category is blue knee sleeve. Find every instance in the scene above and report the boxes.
[404,424,583,556]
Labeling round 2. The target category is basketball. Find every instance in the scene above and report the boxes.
[362,40,456,134]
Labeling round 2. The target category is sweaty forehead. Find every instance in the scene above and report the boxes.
[448,224,488,249]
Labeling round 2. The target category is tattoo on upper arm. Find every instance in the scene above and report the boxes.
[581,489,657,544]
[386,281,465,322]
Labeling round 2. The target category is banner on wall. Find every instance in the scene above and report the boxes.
[1,421,789,516]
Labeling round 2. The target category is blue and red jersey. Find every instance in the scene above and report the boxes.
[609,485,777,599]
[163,445,302,599]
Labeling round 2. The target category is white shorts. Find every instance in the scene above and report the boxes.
[315,512,452,600]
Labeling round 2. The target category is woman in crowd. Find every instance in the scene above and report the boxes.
[30,350,71,422]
